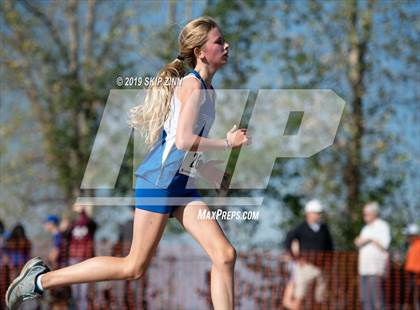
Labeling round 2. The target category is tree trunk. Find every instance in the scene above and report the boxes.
[344,0,374,235]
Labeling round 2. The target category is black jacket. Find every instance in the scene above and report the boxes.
[284,221,334,266]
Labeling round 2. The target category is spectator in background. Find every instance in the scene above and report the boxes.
[69,204,97,310]
[355,202,391,310]
[403,223,420,309]
[283,199,334,310]
[0,219,5,262]
[2,224,35,309]
[0,219,7,310]
[3,223,31,279]
[58,214,72,266]
[44,215,66,269]
[69,204,97,262]
[43,215,72,309]
[282,239,300,310]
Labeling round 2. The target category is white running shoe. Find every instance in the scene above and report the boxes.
[5,257,50,310]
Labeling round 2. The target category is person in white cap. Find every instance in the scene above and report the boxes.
[403,223,420,309]
[355,201,391,310]
[283,199,334,310]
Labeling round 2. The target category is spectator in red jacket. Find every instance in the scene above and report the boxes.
[404,223,420,309]
[69,205,96,261]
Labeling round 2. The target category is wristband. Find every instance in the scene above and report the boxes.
[224,138,231,150]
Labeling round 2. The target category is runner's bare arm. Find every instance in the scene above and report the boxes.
[175,78,249,152]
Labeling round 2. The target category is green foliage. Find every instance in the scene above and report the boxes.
[1,0,417,248]
[265,0,418,249]
[1,1,138,221]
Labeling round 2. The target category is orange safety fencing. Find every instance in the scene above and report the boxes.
[1,242,419,309]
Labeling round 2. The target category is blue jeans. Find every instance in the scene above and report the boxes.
[360,275,385,310]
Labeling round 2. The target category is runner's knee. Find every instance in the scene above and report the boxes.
[213,245,236,268]
[123,256,149,280]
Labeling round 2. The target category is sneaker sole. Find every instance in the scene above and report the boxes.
[5,257,44,309]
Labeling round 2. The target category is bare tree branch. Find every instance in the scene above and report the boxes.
[21,0,69,66]
[168,1,176,25]
[96,3,126,68]
[83,0,96,86]
[66,0,79,76]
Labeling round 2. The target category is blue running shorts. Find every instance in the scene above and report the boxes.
[134,176,202,217]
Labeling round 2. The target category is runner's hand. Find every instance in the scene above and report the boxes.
[226,124,252,148]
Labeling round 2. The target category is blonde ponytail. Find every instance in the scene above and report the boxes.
[130,16,219,148]
[129,58,185,147]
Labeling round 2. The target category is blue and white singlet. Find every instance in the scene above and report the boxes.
[135,70,215,192]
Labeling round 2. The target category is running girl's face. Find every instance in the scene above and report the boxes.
[200,27,229,68]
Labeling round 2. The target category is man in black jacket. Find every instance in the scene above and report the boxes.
[282,199,334,310]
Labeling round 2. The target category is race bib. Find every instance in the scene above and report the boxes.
[179,151,202,177]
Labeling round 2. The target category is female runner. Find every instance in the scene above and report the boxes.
[6,16,251,310]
